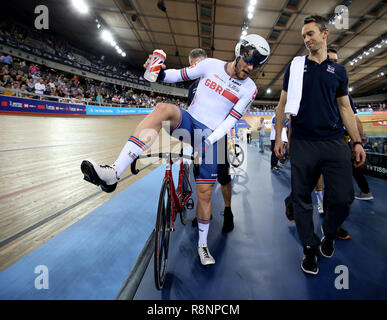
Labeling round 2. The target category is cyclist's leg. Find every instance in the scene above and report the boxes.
[195,137,217,264]
[81,103,183,191]
[113,103,182,177]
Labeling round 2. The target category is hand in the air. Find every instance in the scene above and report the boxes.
[143,54,166,70]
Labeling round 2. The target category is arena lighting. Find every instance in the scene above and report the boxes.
[250,0,257,5]
[349,87,353,92]
[101,30,113,42]
[266,88,271,94]
[248,5,255,13]
[247,12,253,19]
[242,30,247,36]
[71,0,89,14]
[97,23,101,29]
[121,52,126,57]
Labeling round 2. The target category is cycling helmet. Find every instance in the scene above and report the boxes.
[235,34,270,69]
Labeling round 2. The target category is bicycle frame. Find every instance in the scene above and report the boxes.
[131,150,194,230]
[164,154,193,230]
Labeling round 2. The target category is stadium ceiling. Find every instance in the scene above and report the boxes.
[5,0,387,99]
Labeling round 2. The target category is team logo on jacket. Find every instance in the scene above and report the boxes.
[327,65,335,74]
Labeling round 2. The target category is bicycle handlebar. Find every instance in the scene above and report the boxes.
[130,152,196,175]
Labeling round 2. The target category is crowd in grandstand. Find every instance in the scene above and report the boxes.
[0,52,188,109]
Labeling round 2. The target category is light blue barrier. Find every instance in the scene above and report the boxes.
[86,106,153,115]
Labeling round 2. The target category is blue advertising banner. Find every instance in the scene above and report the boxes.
[86,106,153,115]
[0,95,86,115]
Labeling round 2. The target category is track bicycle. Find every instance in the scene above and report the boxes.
[130,145,196,290]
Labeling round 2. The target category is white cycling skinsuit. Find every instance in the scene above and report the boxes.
[160,57,257,145]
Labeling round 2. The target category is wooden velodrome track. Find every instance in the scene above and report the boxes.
[0,112,386,272]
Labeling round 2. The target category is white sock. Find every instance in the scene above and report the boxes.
[315,190,324,205]
[113,136,147,178]
[197,219,210,247]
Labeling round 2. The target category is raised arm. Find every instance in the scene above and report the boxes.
[159,58,211,83]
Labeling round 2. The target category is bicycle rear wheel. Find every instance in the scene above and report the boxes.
[229,143,245,167]
[154,178,171,290]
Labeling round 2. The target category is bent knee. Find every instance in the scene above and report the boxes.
[154,102,180,124]
[196,185,213,202]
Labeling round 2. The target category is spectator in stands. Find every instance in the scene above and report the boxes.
[29,64,39,76]
[0,64,9,77]
[0,74,11,87]
[0,54,13,65]
[67,52,75,61]
[71,74,79,86]
[11,80,20,91]
[26,78,35,92]
[96,91,102,104]
[19,84,29,95]
[34,78,46,95]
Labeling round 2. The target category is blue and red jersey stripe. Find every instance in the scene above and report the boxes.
[229,108,242,120]
[180,67,190,81]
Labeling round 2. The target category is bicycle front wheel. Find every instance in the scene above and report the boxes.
[154,178,172,290]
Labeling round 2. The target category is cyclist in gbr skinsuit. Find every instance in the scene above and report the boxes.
[81,34,270,266]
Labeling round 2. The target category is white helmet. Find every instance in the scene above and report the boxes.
[235,34,270,69]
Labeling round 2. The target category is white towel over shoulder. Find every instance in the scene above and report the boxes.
[284,55,306,116]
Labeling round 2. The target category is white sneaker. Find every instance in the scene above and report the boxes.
[81,159,119,193]
[197,245,215,266]
[317,203,324,215]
